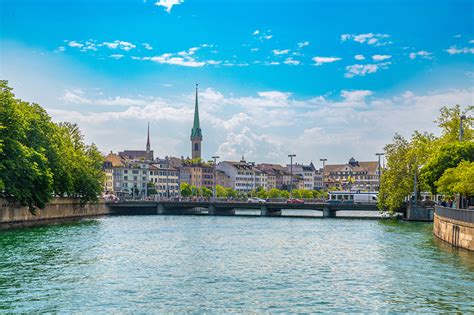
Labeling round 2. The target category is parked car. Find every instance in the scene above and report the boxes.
[248,197,266,204]
[287,198,305,204]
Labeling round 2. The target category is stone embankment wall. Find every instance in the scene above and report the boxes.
[433,206,474,251]
[0,198,110,228]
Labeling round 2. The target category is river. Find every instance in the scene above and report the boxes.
[1,215,473,313]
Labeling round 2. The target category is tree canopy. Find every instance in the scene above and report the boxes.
[0,80,105,211]
[378,105,473,213]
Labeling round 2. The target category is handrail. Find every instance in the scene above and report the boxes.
[435,205,474,224]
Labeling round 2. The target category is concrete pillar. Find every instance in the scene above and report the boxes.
[260,205,268,216]
[157,203,165,215]
[208,205,216,215]
[323,207,335,218]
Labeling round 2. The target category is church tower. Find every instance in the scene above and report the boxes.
[190,84,202,159]
[146,121,151,152]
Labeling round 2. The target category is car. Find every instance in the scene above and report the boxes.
[248,197,266,204]
[287,198,305,204]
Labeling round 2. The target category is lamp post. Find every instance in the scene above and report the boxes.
[460,115,466,142]
[288,154,296,199]
[212,155,219,200]
[375,153,385,191]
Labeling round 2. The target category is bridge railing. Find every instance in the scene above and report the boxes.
[435,205,474,224]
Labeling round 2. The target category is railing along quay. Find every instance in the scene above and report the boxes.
[435,206,474,224]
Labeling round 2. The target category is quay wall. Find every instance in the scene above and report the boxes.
[433,206,474,251]
[0,198,110,228]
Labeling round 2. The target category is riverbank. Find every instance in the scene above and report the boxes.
[434,206,474,251]
[0,198,110,229]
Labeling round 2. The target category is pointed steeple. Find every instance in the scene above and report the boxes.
[146,121,151,151]
[191,83,202,140]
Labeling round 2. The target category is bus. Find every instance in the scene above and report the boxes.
[328,191,378,204]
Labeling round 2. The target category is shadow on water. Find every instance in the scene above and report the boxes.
[0,218,102,308]
[377,219,474,272]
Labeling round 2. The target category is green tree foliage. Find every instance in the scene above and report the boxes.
[201,187,213,197]
[225,187,237,198]
[215,184,228,197]
[146,182,157,196]
[435,161,474,197]
[379,105,473,213]
[435,105,473,143]
[180,183,192,197]
[0,81,104,211]
[421,142,474,194]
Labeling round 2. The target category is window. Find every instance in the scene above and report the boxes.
[194,143,199,151]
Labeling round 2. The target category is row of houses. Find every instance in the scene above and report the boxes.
[104,151,380,198]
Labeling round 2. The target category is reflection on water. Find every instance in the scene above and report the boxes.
[0,216,472,313]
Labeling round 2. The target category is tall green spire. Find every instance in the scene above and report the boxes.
[191,83,202,139]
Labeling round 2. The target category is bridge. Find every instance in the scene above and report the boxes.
[106,200,380,218]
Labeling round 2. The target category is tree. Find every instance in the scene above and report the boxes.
[201,187,213,197]
[257,188,268,199]
[267,188,281,198]
[435,161,474,198]
[225,187,237,198]
[280,190,290,198]
[379,105,473,213]
[180,183,192,197]
[421,141,474,194]
[147,182,157,196]
[0,81,106,211]
[216,184,227,197]
[435,105,473,143]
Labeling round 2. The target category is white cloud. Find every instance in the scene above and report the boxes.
[61,90,149,106]
[340,90,373,102]
[253,30,260,35]
[142,54,206,67]
[454,34,462,38]
[68,41,83,48]
[110,54,124,59]
[341,33,391,46]
[469,40,474,44]
[344,62,391,78]
[297,41,310,48]
[409,50,432,60]
[372,54,391,61]
[154,0,184,13]
[142,43,153,50]
[272,49,290,55]
[250,48,259,52]
[137,44,220,67]
[101,40,136,51]
[312,56,342,66]
[264,35,273,40]
[264,61,280,66]
[49,86,472,164]
[354,54,365,60]
[445,46,474,55]
[283,57,301,65]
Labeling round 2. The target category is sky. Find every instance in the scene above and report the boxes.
[0,0,473,166]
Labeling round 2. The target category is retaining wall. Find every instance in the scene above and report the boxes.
[0,198,110,228]
[433,206,474,251]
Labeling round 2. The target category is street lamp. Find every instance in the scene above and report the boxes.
[212,155,220,200]
[375,153,385,191]
[288,154,296,199]
[460,115,466,142]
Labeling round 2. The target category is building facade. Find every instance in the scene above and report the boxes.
[217,159,265,193]
[323,157,380,191]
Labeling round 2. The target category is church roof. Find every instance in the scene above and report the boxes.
[191,84,202,140]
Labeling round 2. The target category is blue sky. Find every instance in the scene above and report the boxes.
[1,0,473,165]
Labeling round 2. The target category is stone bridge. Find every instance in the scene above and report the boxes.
[106,200,379,218]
